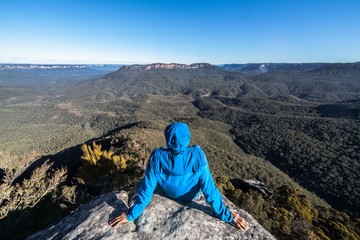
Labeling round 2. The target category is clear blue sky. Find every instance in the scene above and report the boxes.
[0,0,359,64]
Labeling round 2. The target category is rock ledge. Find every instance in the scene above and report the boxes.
[27,190,275,240]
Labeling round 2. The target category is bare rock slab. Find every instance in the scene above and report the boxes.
[27,191,275,240]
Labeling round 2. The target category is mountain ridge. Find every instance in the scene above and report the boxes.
[220,63,327,74]
[63,61,360,101]
[122,63,216,71]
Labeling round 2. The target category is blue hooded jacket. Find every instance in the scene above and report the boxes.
[126,122,233,223]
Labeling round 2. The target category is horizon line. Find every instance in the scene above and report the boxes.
[1,61,359,66]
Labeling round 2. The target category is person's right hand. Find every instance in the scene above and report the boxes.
[231,211,249,231]
[109,212,128,229]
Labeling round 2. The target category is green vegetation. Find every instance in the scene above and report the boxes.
[216,176,360,240]
[0,95,137,155]
[1,63,360,239]
[250,63,360,101]
[1,119,359,239]
[195,97,360,216]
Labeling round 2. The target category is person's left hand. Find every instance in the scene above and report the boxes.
[109,212,128,229]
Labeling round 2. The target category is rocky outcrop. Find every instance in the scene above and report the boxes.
[230,179,272,200]
[27,190,275,240]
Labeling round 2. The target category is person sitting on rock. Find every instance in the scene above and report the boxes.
[110,122,249,231]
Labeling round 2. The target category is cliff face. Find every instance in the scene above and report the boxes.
[122,63,215,71]
[27,190,275,240]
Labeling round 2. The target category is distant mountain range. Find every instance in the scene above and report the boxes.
[2,62,359,101]
[0,64,121,71]
[0,64,121,85]
[64,63,248,101]
[63,62,360,102]
[219,63,327,74]
[122,63,216,71]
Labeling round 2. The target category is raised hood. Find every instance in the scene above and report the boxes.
[164,122,191,153]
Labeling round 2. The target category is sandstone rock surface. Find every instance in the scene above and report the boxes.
[27,190,275,240]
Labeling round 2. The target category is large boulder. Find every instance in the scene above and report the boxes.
[27,190,275,240]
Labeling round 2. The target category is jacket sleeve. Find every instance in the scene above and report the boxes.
[126,152,157,222]
[198,151,233,223]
